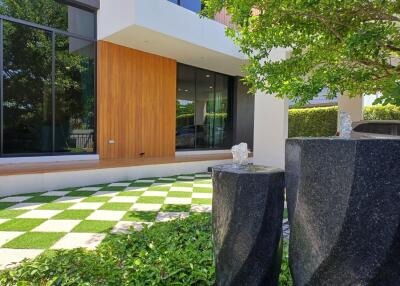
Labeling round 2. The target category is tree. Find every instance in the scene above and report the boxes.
[203,0,400,106]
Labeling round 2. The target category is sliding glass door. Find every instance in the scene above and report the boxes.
[176,63,233,150]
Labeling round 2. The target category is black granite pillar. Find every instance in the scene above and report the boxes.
[212,164,285,286]
[286,138,400,286]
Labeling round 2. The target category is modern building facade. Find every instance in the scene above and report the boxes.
[0,0,254,163]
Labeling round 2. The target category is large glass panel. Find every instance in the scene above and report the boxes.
[54,35,95,153]
[180,0,202,13]
[3,21,53,154]
[0,0,95,38]
[195,69,215,149]
[214,74,231,148]
[176,65,196,150]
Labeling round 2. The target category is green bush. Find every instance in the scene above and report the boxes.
[363,104,400,120]
[289,106,338,137]
[0,214,293,286]
[0,214,215,286]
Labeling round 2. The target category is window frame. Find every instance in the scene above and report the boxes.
[0,3,97,157]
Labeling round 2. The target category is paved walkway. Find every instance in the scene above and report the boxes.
[0,172,290,269]
[0,173,213,269]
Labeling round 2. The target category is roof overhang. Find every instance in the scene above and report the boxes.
[97,0,247,76]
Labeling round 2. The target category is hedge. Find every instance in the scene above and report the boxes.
[289,106,338,137]
[364,104,400,120]
[288,104,400,138]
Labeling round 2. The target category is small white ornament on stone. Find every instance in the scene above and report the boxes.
[339,112,352,139]
[231,143,250,166]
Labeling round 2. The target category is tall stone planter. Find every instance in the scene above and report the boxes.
[212,164,285,286]
[285,138,400,286]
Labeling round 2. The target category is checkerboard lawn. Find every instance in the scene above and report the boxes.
[0,173,213,269]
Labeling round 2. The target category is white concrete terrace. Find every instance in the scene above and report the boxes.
[97,0,247,76]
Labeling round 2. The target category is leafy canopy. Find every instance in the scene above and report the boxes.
[203,0,400,106]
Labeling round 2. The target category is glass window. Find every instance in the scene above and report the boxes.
[214,74,232,148]
[0,0,95,38]
[180,0,202,13]
[54,36,95,153]
[176,64,233,150]
[195,69,215,149]
[176,65,196,150]
[3,21,53,154]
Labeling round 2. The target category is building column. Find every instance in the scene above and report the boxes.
[252,48,290,169]
[337,94,364,132]
[253,93,288,169]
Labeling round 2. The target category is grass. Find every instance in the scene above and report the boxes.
[122,211,158,222]
[193,187,213,193]
[3,232,65,249]
[0,203,17,210]
[117,191,145,197]
[37,203,74,210]
[82,196,111,203]
[136,196,165,204]
[66,191,96,197]
[161,204,191,212]
[24,196,60,203]
[52,210,94,220]
[147,186,171,192]
[0,219,46,231]
[99,203,132,211]
[192,198,212,205]
[0,210,28,218]
[167,191,192,198]
[284,208,288,219]
[72,221,116,233]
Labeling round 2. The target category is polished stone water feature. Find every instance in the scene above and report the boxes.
[286,138,400,286]
[212,164,285,286]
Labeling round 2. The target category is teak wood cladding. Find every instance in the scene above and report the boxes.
[97,41,177,159]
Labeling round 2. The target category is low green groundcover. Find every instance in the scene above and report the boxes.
[0,214,292,285]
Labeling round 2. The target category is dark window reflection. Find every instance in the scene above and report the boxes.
[168,0,202,13]
[55,36,95,153]
[176,64,233,150]
[176,65,196,150]
[195,69,215,149]
[3,21,53,154]
[0,0,95,38]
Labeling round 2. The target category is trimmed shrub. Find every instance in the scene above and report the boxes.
[289,106,338,137]
[364,104,400,120]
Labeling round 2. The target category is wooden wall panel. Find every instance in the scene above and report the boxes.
[97,41,176,159]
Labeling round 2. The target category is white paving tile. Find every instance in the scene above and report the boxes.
[32,220,81,232]
[190,204,212,213]
[157,178,176,181]
[108,183,130,187]
[164,198,192,205]
[156,212,189,222]
[193,184,213,188]
[7,203,43,210]
[40,191,70,197]
[77,187,103,191]
[54,196,85,203]
[68,203,104,210]
[18,210,62,219]
[86,210,126,221]
[151,183,172,187]
[0,219,9,225]
[111,221,147,234]
[0,249,44,270]
[195,174,211,178]
[92,191,120,197]
[51,233,106,250]
[0,196,32,203]
[0,231,23,247]
[141,191,168,197]
[192,193,213,199]
[109,196,139,203]
[131,203,162,212]
[169,187,193,192]
[124,187,148,192]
